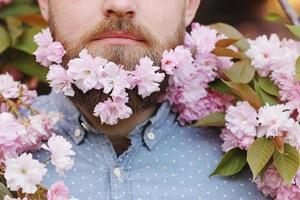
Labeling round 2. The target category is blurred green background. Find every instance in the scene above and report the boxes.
[0,0,297,95]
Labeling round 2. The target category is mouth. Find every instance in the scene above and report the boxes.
[92,31,146,46]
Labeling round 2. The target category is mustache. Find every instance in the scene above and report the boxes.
[68,17,159,51]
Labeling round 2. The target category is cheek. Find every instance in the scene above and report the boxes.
[50,0,103,42]
[137,0,184,44]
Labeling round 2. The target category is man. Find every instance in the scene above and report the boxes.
[34,0,267,199]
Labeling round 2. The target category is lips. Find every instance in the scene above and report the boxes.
[92,31,145,45]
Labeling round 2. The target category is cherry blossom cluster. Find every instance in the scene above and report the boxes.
[161,23,234,124]
[34,28,165,125]
[221,102,300,152]
[0,73,77,199]
[256,165,300,200]
[246,34,300,111]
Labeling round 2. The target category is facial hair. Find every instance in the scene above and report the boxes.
[48,9,185,124]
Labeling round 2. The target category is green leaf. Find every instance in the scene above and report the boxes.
[0,182,12,199]
[257,77,279,97]
[0,26,11,53]
[5,16,23,46]
[210,148,247,177]
[223,80,263,109]
[295,56,300,81]
[209,79,232,94]
[264,12,281,22]
[209,23,250,51]
[286,25,300,39]
[193,112,225,127]
[273,144,300,183]
[247,137,275,180]
[9,51,48,82]
[13,27,40,54]
[254,79,279,106]
[0,2,39,18]
[223,60,255,84]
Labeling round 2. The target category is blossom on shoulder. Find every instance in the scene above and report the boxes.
[257,104,295,138]
[4,153,47,194]
[131,57,165,98]
[225,101,258,136]
[184,23,220,55]
[47,64,75,96]
[41,135,75,176]
[245,34,283,77]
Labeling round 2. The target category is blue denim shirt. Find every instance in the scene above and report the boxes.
[32,92,268,200]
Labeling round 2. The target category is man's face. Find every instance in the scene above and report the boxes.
[38,0,200,121]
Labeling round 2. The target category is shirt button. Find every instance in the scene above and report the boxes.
[147,132,156,140]
[113,167,122,178]
[74,128,82,138]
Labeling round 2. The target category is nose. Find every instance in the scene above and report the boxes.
[103,0,137,18]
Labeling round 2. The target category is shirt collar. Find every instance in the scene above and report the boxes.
[51,92,176,150]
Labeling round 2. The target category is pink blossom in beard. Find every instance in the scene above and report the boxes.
[93,96,132,125]
[67,49,107,93]
[101,62,131,98]
[47,181,70,200]
[184,23,221,55]
[47,65,75,97]
[131,57,165,98]
[173,90,233,125]
[0,73,20,99]
[33,28,65,67]
[161,46,194,75]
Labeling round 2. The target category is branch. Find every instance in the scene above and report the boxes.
[278,0,300,25]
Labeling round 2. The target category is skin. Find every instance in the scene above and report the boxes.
[37,0,201,154]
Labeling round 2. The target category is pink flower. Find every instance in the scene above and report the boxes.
[93,97,132,125]
[47,181,70,200]
[67,49,107,93]
[42,135,75,176]
[184,23,221,55]
[255,165,300,200]
[245,34,283,77]
[220,128,255,152]
[101,62,131,98]
[257,104,295,138]
[0,112,26,163]
[225,101,258,136]
[4,153,47,194]
[161,46,194,75]
[131,57,165,98]
[47,65,75,96]
[33,28,65,67]
[0,73,20,99]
